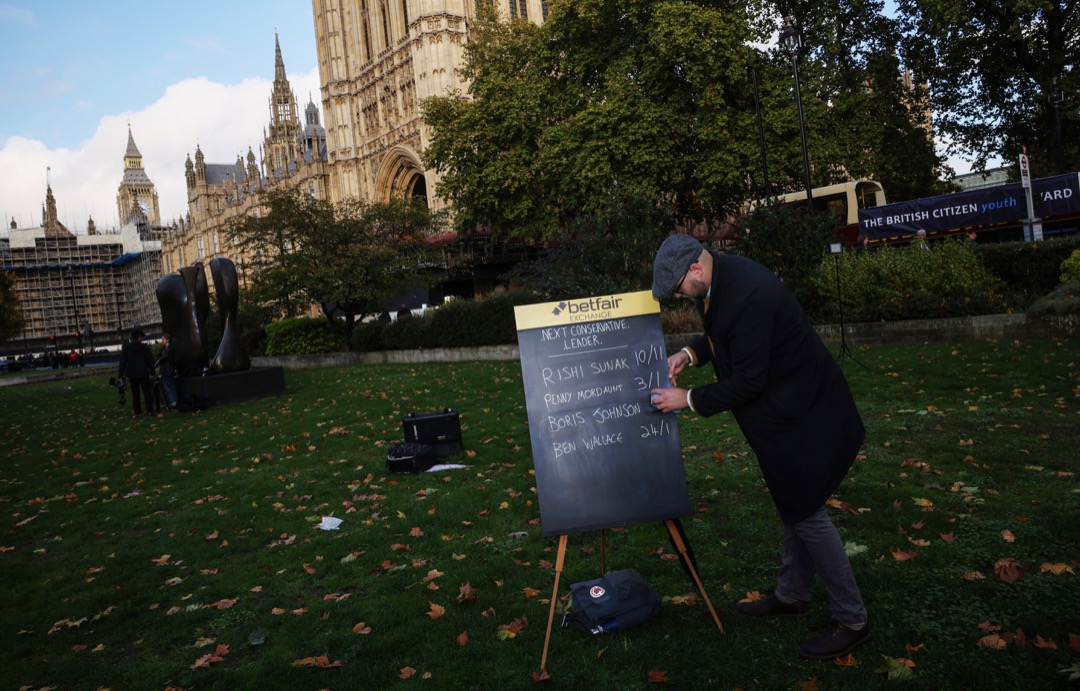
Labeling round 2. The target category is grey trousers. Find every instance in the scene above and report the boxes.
[775,506,867,625]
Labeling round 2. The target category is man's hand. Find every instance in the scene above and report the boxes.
[667,349,690,387]
[650,387,686,414]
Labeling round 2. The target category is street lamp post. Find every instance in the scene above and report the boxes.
[780,16,813,208]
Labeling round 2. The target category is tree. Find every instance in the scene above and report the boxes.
[423,0,951,240]
[423,1,760,240]
[896,0,1079,177]
[225,190,448,339]
[0,270,24,344]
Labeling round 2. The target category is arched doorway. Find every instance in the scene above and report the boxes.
[374,146,429,207]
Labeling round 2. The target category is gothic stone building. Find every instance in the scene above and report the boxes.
[160,35,329,287]
[311,0,549,299]
[313,0,549,207]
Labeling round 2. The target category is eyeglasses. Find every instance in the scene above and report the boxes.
[671,265,692,297]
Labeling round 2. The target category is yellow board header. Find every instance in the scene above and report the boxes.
[513,290,659,331]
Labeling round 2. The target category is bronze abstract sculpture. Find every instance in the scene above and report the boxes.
[155,259,250,375]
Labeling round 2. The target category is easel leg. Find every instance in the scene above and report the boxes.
[539,534,569,675]
[665,520,725,633]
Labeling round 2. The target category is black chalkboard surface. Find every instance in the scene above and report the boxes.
[514,291,691,537]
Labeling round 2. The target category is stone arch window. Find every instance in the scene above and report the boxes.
[402,0,409,35]
[381,1,391,49]
[361,0,372,61]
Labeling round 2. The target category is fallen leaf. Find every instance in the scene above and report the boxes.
[353,622,372,634]
[455,631,468,647]
[874,656,916,680]
[647,669,669,683]
[978,634,1007,650]
[1001,529,1017,543]
[1034,634,1057,649]
[457,582,478,603]
[1040,562,1074,575]
[994,557,1023,583]
[292,655,342,668]
[834,653,860,667]
[890,547,918,561]
[496,614,528,640]
[191,643,229,669]
[426,603,446,619]
[399,666,416,679]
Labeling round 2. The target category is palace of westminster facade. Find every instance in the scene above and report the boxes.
[2,1,551,350]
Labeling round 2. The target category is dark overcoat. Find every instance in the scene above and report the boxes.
[118,339,155,380]
[683,253,865,523]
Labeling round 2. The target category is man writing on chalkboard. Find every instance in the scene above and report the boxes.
[648,234,869,660]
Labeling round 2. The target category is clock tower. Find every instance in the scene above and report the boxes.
[116,126,161,225]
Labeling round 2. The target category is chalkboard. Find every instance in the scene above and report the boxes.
[514,291,691,537]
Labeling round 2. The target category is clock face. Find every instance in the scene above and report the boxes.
[137,200,152,215]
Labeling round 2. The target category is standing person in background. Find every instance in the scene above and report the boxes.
[118,328,155,417]
[155,333,178,410]
[648,234,870,660]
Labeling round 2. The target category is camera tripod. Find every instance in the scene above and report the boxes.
[832,253,868,370]
[150,377,171,413]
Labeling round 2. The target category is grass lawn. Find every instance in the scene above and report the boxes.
[1,338,1077,689]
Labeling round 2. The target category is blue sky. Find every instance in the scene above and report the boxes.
[0,1,320,230]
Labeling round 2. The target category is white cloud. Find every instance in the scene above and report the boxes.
[1,67,321,234]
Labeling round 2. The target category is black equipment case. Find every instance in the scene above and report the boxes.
[402,409,462,457]
[386,442,438,474]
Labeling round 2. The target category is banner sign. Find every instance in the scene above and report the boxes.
[859,173,1080,240]
[514,291,691,537]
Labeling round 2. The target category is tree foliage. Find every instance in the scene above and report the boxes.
[0,270,24,343]
[423,0,950,241]
[897,0,1079,177]
[225,189,448,338]
[423,1,760,240]
[734,203,837,309]
[505,193,673,300]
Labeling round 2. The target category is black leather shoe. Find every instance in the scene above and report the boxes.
[799,620,871,659]
[735,594,810,618]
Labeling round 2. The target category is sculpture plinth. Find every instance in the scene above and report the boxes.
[182,367,286,408]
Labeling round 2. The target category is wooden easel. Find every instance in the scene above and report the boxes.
[538,519,724,676]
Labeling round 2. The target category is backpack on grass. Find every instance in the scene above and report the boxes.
[562,569,661,634]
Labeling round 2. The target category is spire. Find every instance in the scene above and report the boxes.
[274,32,286,82]
[125,126,142,159]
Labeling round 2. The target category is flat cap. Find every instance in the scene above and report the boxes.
[652,234,703,299]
